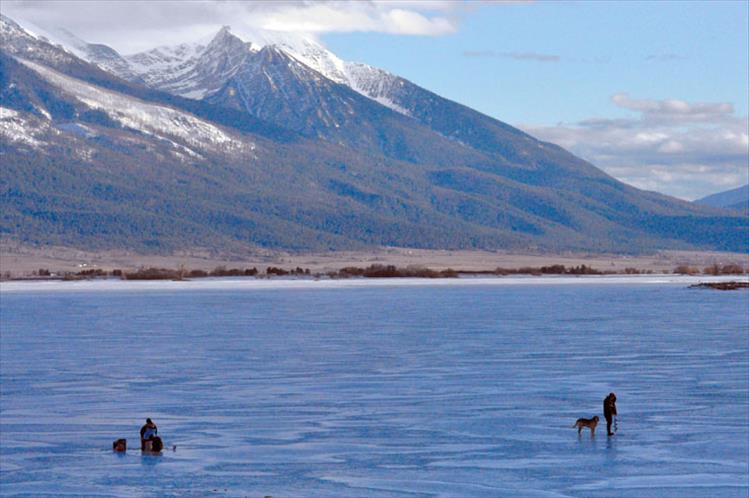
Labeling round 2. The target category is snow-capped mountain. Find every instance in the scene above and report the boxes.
[84,24,481,166]
[2,13,747,255]
[119,26,407,109]
[0,15,81,67]
[12,19,412,116]
[0,17,528,155]
[36,23,548,164]
[0,16,142,82]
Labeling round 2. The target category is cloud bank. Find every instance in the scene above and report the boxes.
[2,0,474,53]
[524,94,749,200]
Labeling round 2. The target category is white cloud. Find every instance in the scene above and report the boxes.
[611,93,734,124]
[259,3,457,36]
[645,53,687,62]
[1,0,476,53]
[523,94,749,200]
[463,50,560,62]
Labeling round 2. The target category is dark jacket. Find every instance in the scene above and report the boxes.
[140,422,157,439]
[603,395,617,419]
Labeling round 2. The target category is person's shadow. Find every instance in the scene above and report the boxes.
[605,434,618,456]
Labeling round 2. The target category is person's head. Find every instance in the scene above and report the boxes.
[146,418,153,424]
[609,392,616,400]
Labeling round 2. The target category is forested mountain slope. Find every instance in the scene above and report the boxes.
[1,15,746,254]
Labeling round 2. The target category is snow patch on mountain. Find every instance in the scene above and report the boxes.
[266,35,349,85]
[17,58,254,155]
[0,106,54,147]
[254,36,411,116]
[245,29,411,116]
[343,63,410,116]
[122,27,255,99]
[125,43,207,95]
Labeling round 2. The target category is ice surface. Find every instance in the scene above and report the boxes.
[1,281,747,497]
[1,274,747,294]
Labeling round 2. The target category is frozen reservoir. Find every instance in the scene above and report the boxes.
[1,279,747,497]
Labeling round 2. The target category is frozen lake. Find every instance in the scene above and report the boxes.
[1,278,748,497]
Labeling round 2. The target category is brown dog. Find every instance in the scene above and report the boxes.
[573,416,599,436]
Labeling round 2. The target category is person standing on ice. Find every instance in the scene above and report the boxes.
[603,393,617,436]
[140,418,158,450]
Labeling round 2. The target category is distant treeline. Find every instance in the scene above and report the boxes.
[672,263,745,275]
[330,265,459,279]
[6,262,747,282]
[464,264,605,276]
[121,265,309,280]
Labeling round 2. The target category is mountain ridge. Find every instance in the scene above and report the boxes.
[1,15,747,254]
[695,184,749,212]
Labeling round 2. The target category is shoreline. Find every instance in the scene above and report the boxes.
[2,274,748,293]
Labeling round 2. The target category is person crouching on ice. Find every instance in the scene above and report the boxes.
[603,393,617,436]
[140,418,157,450]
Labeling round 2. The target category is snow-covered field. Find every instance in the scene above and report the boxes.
[1,281,747,497]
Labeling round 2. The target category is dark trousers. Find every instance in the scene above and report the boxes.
[605,415,614,435]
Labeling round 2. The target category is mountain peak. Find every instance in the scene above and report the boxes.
[204,25,247,56]
[695,184,749,211]
[211,25,235,43]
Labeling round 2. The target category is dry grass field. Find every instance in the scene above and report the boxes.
[2,242,747,277]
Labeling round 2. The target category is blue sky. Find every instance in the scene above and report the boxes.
[4,0,748,200]
[322,1,748,124]
[320,1,749,200]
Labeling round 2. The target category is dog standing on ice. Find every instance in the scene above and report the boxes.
[573,415,599,436]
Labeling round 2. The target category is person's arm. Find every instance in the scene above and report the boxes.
[612,403,617,416]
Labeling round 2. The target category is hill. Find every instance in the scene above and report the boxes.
[695,185,749,212]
